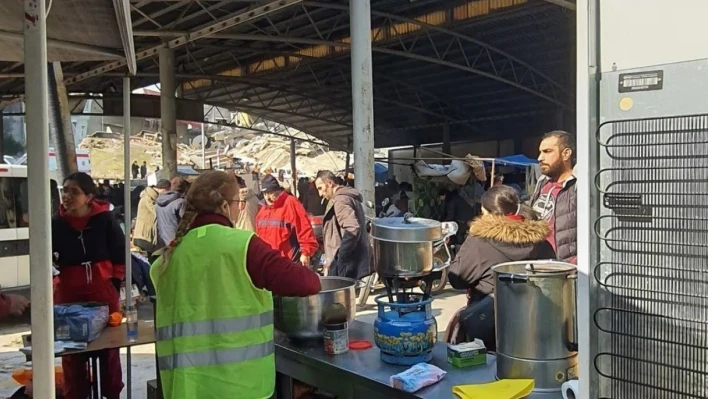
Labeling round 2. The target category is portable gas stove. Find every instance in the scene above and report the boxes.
[372,269,441,365]
[368,215,456,365]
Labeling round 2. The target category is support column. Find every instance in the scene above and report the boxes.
[349,0,375,216]
[200,122,206,169]
[442,121,451,165]
[0,111,4,159]
[345,150,351,177]
[122,77,134,399]
[159,47,177,178]
[48,62,77,181]
[24,0,56,397]
[290,138,297,196]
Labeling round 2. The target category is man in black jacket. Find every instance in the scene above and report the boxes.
[439,188,475,244]
[530,130,577,263]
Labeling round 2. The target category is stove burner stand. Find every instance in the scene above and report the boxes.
[382,269,444,303]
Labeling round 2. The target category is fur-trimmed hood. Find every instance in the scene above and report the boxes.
[469,214,550,245]
[448,214,556,297]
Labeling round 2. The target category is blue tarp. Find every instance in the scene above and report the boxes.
[375,162,388,183]
[487,154,538,168]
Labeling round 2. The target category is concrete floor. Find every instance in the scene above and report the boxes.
[0,287,466,398]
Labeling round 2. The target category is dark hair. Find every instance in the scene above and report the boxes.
[156,179,171,189]
[481,185,537,220]
[234,175,246,187]
[171,177,191,194]
[543,130,575,163]
[63,172,97,196]
[316,170,338,184]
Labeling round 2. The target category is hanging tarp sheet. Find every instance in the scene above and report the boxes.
[374,162,388,183]
[413,155,486,185]
[491,154,538,167]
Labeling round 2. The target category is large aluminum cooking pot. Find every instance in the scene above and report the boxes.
[493,260,578,392]
[273,276,357,340]
[370,214,443,277]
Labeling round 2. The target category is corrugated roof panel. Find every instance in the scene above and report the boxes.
[388,22,422,39]
[415,10,447,25]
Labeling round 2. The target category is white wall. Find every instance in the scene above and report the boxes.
[600,0,708,73]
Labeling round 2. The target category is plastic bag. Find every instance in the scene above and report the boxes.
[54,302,108,342]
[390,363,447,393]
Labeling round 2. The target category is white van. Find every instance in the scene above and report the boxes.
[0,150,91,289]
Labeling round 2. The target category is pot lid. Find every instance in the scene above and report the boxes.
[370,216,442,242]
[491,260,577,277]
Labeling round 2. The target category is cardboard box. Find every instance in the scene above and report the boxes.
[447,340,487,368]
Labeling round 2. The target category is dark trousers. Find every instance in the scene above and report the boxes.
[460,294,496,351]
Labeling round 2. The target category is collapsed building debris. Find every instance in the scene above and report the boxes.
[79,128,346,179]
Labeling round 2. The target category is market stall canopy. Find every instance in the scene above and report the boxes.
[0,0,575,150]
[0,0,134,65]
[487,154,539,168]
[375,162,388,183]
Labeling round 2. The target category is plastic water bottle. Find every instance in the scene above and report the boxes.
[126,305,138,343]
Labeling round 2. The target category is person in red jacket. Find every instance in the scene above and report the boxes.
[53,172,126,399]
[256,175,318,267]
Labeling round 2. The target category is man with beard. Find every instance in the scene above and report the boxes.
[315,170,371,280]
[530,130,577,264]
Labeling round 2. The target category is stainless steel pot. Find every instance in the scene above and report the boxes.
[370,215,443,277]
[492,260,578,392]
[273,276,357,340]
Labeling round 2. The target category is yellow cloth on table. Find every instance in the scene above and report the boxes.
[453,379,535,399]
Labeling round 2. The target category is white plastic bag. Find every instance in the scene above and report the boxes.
[390,363,446,393]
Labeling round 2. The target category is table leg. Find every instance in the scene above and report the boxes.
[127,346,132,399]
[91,355,100,399]
[275,372,293,399]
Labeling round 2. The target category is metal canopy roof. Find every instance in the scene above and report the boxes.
[0,0,576,149]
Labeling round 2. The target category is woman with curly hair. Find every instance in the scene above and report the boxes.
[151,170,321,399]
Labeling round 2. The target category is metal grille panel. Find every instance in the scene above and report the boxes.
[594,114,708,399]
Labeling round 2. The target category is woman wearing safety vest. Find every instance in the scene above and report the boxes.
[151,170,322,399]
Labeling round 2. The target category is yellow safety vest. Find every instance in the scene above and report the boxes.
[151,225,274,399]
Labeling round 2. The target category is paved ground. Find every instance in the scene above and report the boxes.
[0,287,466,398]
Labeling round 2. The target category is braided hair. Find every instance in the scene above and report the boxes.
[158,170,240,272]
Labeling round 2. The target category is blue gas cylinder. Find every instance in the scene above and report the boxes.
[373,294,437,366]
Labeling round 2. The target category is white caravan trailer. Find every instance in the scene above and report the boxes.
[0,150,90,289]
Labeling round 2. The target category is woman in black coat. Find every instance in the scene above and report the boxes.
[447,185,556,348]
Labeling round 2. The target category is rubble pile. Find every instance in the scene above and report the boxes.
[79,127,347,178]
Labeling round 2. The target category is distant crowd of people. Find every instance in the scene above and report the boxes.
[0,129,578,398]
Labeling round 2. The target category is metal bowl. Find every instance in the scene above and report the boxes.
[273,276,357,340]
